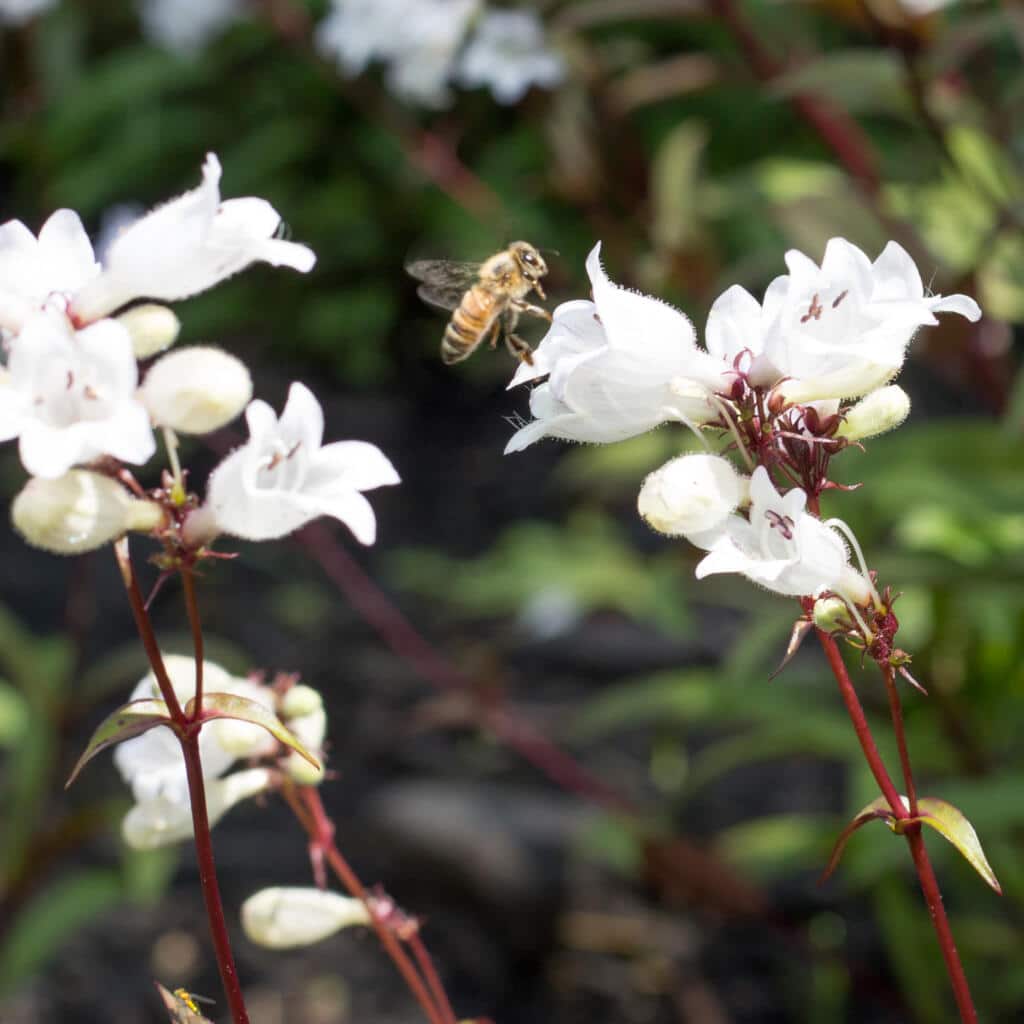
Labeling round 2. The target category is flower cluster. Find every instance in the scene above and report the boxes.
[3,153,400,557]
[316,0,564,108]
[114,657,329,849]
[506,239,981,631]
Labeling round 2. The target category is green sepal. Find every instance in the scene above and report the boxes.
[65,699,172,789]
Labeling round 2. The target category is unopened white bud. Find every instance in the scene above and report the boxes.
[812,596,851,633]
[284,706,328,786]
[122,768,271,850]
[241,887,370,949]
[116,304,181,358]
[774,362,895,406]
[280,684,323,720]
[141,347,252,434]
[836,385,910,441]
[12,471,164,555]
[638,454,746,541]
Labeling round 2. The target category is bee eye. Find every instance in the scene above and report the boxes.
[523,253,536,266]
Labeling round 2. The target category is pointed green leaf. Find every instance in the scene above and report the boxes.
[915,798,1002,895]
[65,699,172,789]
[820,795,894,884]
[189,692,320,771]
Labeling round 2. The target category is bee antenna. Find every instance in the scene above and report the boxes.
[538,248,560,257]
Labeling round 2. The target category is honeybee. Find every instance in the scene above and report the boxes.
[407,241,552,365]
[155,983,215,1024]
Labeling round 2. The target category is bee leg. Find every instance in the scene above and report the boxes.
[505,332,535,366]
[510,298,552,322]
[532,281,547,301]
[486,319,502,350]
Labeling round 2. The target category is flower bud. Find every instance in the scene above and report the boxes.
[283,706,328,786]
[812,596,851,633]
[638,454,745,540]
[836,386,911,441]
[122,767,271,850]
[241,887,370,949]
[140,347,252,434]
[116,303,181,358]
[12,471,164,555]
[774,362,895,406]
[280,684,324,720]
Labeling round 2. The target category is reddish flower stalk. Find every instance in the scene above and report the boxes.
[282,783,452,1024]
[817,630,977,1024]
[115,541,251,1024]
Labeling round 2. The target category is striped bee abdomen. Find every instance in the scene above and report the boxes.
[441,285,500,364]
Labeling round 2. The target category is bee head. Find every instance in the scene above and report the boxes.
[510,241,548,283]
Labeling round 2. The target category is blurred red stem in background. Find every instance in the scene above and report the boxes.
[297,522,635,816]
[817,630,977,1024]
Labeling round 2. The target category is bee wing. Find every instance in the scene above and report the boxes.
[407,259,483,312]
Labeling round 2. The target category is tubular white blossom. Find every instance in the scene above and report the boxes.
[505,243,728,453]
[241,887,370,949]
[456,9,564,105]
[140,346,253,434]
[694,467,873,602]
[0,311,155,479]
[707,238,982,401]
[116,303,181,358]
[203,381,400,545]
[122,767,272,850]
[69,153,316,322]
[835,385,911,440]
[12,471,164,555]
[638,454,746,542]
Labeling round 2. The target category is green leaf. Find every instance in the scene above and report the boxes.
[65,699,172,789]
[0,681,28,748]
[822,795,1002,895]
[914,797,1002,895]
[190,692,320,771]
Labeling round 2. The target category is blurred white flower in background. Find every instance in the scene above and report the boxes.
[139,0,245,54]
[0,0,55,26]
[317,0,562,108]
[457,9,564,104]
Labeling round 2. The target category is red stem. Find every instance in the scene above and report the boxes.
[882,663,918,816]
[181,734,251,1024]
[182,568,205,713]
[299,786,448,1024]
[409,934,459,1024]
[115,541,250,1024]
[817,631,977,1023]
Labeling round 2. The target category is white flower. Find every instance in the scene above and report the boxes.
[69,153,316,323]
[113,655,277,805]
[241,887,370,949]
[202,382,399,545]
[457,9,564,105]
[12,470,164,555]
[836,385,911,440]
[706,238,981,402]
[0,0,56,26]
[505,242,728,453]
[695,466,871,601]
[123,767,272,850]
[0,210,99,334]
[317,0,479,108]
[140,346,252,434]
[0,312,154,478]
[139,0,245,55]
[638,454,746,542]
